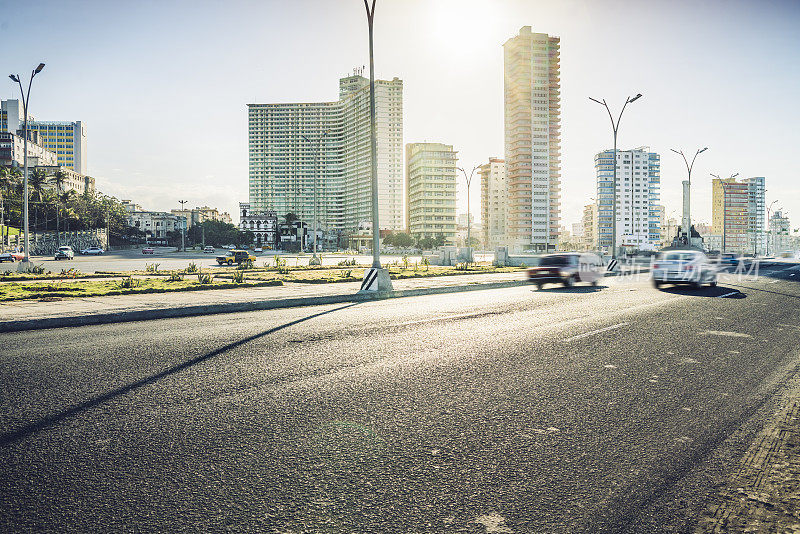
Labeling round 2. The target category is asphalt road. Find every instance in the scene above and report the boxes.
[1,263,799,532]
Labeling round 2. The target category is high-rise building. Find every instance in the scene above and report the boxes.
[247,73,403,242]
[479,157,507,249]
[503,26,561,252]
[712,176,765,254]
[582,203,598,251]
[595,147,661,252]
[0,99,86,174]
[769,210,791,254]
[405,142,457,244]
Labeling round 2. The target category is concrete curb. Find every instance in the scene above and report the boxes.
[0,280,530,333]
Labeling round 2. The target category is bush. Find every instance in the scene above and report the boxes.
[145,263,160,273]
[197,272,214,284]
[340,269,352,278]
[117,276,140,289]
[167,272,184,282]
[185,262,199,273]
[232,270,245,284]
[60,268,81,278]
[337,258,357,266]
[421,257,430,271]
[236,259,254,270]
[23,264,46,275]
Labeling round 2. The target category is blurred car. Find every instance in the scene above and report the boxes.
[527,252,602,288]
[80,246,104,255]
[0,250,25,263]
[203,246,215,253]
[54,246,74,260]
[142,247,155,254]
[719,252,741,265]
[254,247,263,253]
[652,250,718,288]
[216,249,256,265]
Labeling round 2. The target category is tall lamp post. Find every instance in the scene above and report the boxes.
[9,63,45,270]
[670,147,708,246]
[589,93,642,261]
[301,131,328,266]
[457,165,479,261]
[711,172,738,253]
[766,200,779,256]
[178,199,187,251]
[360,0,392,291]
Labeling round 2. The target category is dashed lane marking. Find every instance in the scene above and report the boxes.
[562,322,628,342]
[699,330,753,338]
[717,291,741,298]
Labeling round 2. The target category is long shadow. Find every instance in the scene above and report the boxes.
[723,282,800,300]
[656,285,747,299]
[534,285,607,293]
[0,303,360,447]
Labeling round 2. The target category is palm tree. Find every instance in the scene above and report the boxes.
[28,168,48,233]
[49,169,68,246]
[0,167,10,248]
[59,190,77,234]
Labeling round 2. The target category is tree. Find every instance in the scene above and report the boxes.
[284,212,298,225]
[28,168,48,232]
[394,232,415,248]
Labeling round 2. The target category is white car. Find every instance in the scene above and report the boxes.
[80,246,104,255]
[652,250,718,288]
[254,247,263,253]
[203,246,215,253]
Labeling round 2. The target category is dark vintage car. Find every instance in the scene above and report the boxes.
[527,253,603,289]
[0,250,25,263]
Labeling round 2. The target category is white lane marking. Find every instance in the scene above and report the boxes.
[474,513,513,533]
[396,311,490,327]
[778,324,800,330]
[717,291,740,298]
[678,357,699,364]
[604,364,617,369]
[562,322,628,342]
[699,330,753,338]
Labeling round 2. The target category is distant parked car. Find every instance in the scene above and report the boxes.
[254,247,263,253]
[527,252,602,289]
[203,246,215,254]
[0,250,25,263]
[80,246,104,255]
[719,253,741,265]
[54,246,74,260]
[142,247,155,254]
[216,250,256,265]
[652,250,718,288]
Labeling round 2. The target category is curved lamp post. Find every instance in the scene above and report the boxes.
[457,165,479,261]
[670,147,708,246]
[589,93,642,260]
[9,62,45,269]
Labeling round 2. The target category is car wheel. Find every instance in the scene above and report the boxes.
[690,281,701,289]
[710,280,718,287]
[653,280,662,288]
[591,280,598,287]
[536,282,543,290]
[563,275,575,288]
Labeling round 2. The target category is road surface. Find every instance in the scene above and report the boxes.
[1,263,799,532]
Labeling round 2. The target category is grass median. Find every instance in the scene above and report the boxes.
[0,263,524,302]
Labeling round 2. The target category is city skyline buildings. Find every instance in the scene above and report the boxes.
[2,1,798,232]
[712,175,766,255]
[405,142,458,244]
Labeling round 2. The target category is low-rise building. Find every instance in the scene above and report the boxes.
[122,200,186,245]
[34,165,95,195]
[0,131,57,167]
[239,202,278,249]
[171,205,233,228]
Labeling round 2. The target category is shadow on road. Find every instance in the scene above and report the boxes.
[0,302,360,448]
[533,284,608,293]
[656,285,746,298]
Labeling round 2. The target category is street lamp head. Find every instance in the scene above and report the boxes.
[670,148,682,155]
[731,172,739,179]
[588,96,604,105]
[34,63,45,74]
[9,74,19,82]
[629,93,642,102]
[698,147,708,154]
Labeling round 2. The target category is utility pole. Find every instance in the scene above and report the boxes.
[178,200,187,251]
[589,93,642,262]
[9,62,45,270]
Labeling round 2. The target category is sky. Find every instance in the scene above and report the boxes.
[2,0,799,231]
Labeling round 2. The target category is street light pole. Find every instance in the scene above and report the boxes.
[178,199,187,251]
[589,93,642,261]
[671,147,708,247]
[9,63,45,270]
[458,165,479,262]
[301,132,328,266]
[711,172,738,253]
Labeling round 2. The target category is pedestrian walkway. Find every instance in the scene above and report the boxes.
[0,271,529,331]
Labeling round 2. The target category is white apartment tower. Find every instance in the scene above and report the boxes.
[595,147,662,251]
[479,158,507,248]
[503,27,561,252]
[247,73,403,239]
[405,142,458,244]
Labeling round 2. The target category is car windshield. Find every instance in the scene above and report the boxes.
[540,255,573,266]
